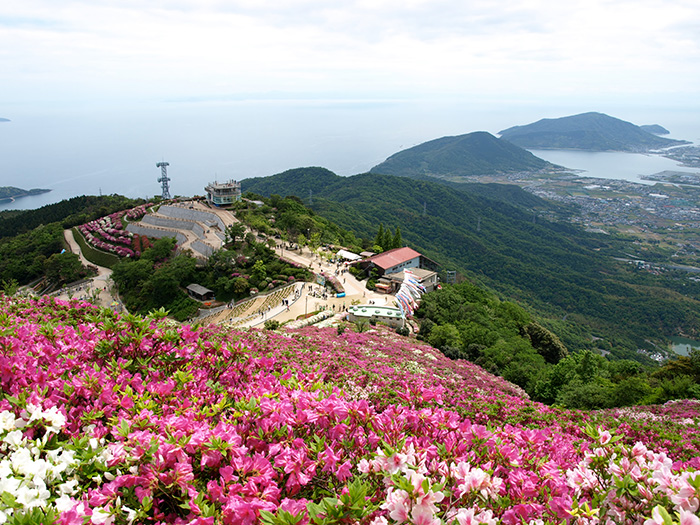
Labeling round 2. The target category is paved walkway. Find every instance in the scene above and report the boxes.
[53,229,121,310]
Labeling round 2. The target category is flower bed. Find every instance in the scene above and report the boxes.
[77,204,154,259]
[78,211,135,258]
[0,295,698,525]
[320,272,345,294]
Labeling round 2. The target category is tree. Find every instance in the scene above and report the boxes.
[521,322,569,364]
[1,279,19,296]
[392,226,403,249]
[232,277,250,294]
[382,228,393,252]
[225,223,246,247]
[309,232,322,251]
[428,323,462,350]
[142,237,176,263]
[251,260,267,282]
[112,259,152,291]
[296,234,307,251]
[44,252,85,285]
[374,224,385,252]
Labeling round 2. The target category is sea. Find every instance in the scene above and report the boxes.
[1,99,699,212]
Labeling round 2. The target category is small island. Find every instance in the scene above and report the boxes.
[0,186,52,204]
[0,118,10,123]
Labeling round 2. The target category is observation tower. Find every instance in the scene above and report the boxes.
[156,161,171,200]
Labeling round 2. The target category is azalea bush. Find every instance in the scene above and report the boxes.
[0,295,698,524]
[78,211,135,258]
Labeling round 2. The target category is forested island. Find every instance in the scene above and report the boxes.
[0,186,51,203]
[499,111,688,151]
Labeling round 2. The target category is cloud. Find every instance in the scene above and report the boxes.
[1,0,699,107]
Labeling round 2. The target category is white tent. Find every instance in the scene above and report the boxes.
[336,249,362,261]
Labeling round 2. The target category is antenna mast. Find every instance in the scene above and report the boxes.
[156,161,171,200]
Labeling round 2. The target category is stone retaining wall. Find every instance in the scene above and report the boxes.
[190,240,215,258]
[158,205,225,231]
[125,224,187,245]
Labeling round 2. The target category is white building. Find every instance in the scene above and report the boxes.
[205,180,242,207]
[347,304,405,328]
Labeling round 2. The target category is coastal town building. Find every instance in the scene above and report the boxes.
[205,180,242,207]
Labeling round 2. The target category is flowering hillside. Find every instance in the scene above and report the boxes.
[1,296,699,525]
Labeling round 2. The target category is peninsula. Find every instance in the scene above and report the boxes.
[498,112,688,152]
[0,186,51,204]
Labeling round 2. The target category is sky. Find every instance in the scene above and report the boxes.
[2,0,700,112]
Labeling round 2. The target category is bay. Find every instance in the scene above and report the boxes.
[670,336,700,357]
[528,149,700,185]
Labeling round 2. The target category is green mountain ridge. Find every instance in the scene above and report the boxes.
[369,131,553,180]
[499,112,687,151]
[243,167,700,358]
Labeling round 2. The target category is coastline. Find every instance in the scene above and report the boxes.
[0,188,52,205]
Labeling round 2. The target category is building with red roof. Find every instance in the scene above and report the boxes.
[359,247,439,277]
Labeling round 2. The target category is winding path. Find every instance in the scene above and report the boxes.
[58,229,117,309]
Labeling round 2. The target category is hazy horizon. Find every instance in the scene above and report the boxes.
[1,100,699,211]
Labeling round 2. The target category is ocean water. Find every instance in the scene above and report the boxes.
[1,100,699,211]
[528,149,700,185]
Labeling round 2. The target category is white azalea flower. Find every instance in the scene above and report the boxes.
[122,505,137,524]
[54,494,75,513]
[3,429,24,448]
[58,478,79,495]
[0,411,17,432]
[13,485,40,508]
[0,470,20,494]
[43,406,66,433]
[91,507,114,525]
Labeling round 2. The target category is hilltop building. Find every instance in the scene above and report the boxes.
[358,247,439,277]
[205,180,241,207]
[347,304,405,328]
[382,267,439,293]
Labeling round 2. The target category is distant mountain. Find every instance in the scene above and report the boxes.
[0,118,10,123]
[499,112,688,152]
[243,167,700,357]
[369,131,553,180]
[640,124,670,135]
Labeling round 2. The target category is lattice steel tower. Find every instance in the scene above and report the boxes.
[156,161,171,200]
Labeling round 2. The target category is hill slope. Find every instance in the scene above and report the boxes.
[499,112,688,151]
[243,168,700,355]
[640,124,670,135]
[1,295,699,524]
[370,131,553,179]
